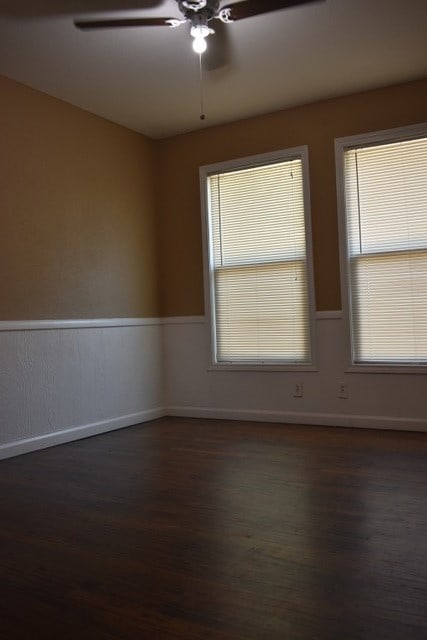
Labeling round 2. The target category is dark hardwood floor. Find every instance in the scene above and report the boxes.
[0,418,426,639]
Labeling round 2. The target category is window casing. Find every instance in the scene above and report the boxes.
[200,147,316,369]
[336,123,427,371]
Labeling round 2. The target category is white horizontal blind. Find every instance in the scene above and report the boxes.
[343,136,427,365]
[207,158,311,364]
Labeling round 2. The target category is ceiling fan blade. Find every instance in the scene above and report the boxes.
[205,20,232,71]
[220,0,324,21]
[74,17,173,30]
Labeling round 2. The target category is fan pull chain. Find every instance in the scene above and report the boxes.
[199,52,206,121]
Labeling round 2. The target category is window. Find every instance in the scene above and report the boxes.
[200,147,315,368]
[336,124,427,369]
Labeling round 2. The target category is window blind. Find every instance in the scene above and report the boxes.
[343,136,427,365]
[207,158,312,364]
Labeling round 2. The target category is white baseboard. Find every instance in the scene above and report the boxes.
[2,405,425,461]
[0,408,166,460]
[166,406,427,432]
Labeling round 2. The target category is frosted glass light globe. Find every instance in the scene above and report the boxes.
[191,24,210,54]
[192,34,207,53]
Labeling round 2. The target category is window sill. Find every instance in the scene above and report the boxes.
[207,363,319,373]
[346,364,427,375]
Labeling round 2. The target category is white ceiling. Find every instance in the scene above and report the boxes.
[0,0,426,139]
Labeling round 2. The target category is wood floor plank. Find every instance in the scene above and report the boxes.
[0,418,426,639]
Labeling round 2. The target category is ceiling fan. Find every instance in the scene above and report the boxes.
[75,0,323,55]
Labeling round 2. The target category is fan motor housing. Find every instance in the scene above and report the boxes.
[178,0,220,21]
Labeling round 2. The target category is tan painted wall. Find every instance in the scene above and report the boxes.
[0,75,159,319]
[156,78,427,316]
[1,75,426,320]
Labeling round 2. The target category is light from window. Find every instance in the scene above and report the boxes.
[201,149,314,367]
[338,127,427,367]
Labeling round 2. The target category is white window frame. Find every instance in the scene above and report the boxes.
[200,147,317,371]
[335,122,427,374]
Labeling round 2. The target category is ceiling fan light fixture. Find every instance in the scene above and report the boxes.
[191,24,211,54]
[192,33,207,53]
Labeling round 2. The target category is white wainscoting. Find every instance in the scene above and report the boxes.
[2,314,426,461]
[163,315,427,432]
[0,319,165,459]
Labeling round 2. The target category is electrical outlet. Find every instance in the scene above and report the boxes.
[294,382,303,398]
[337,383,348,399]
